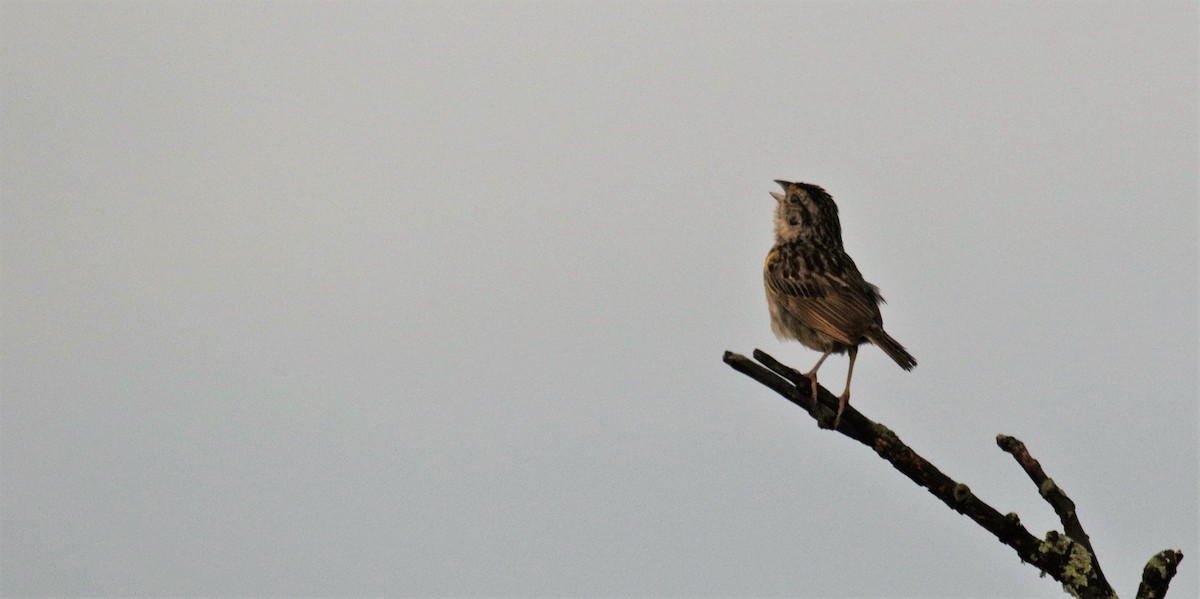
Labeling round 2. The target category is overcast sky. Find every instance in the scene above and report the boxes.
[2,2,1197,597]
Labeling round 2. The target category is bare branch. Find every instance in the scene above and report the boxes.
[724,349,1184,598]
[997,434,1109,588]
[1137,549,1185,599]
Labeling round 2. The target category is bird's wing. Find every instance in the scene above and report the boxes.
[765,250,881,344]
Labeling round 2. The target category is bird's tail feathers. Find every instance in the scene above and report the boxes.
[869,330,917,371]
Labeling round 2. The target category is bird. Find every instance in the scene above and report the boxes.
[763,180,916,428]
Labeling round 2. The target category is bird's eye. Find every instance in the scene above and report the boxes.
[788,194,801,204]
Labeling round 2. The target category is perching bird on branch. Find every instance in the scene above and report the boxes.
[764,180,916,428]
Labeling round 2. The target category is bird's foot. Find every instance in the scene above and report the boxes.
[805,374,821,417]
[833,393,849,430]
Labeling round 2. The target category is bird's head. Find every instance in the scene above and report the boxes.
[771,180,843,247]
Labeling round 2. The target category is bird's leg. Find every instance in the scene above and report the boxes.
[834,346,858,429]
[804,351,832,418]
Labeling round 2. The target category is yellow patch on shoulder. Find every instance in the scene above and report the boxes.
[763,248,778,275]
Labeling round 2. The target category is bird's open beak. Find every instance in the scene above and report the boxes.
[774,180,792,190]
[770,192,785,203]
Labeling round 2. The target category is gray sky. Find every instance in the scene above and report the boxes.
[2,1,1196,597]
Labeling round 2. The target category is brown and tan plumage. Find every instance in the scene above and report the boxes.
[764,180,915,428]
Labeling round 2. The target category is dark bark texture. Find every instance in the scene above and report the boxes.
[723,349,1183,599]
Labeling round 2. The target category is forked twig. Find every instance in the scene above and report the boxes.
[723,349,1183,598]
